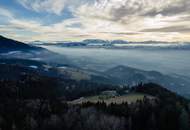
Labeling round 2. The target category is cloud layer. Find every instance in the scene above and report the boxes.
[1,0,190,41]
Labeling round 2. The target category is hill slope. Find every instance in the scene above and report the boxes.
[0,35,42,52]
[0,36,71,65]
[104,65,190,96]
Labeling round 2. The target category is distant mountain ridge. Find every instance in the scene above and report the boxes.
[30,38,190,50]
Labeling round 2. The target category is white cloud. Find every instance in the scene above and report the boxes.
[0,7,14,18]
[18,0,67,15]
[17,0,92,15]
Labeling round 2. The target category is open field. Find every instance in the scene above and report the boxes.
[69,93,155,105]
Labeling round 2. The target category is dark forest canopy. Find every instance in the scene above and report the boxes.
[0,71,189,130]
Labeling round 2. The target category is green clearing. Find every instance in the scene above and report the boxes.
[69,93,155,105]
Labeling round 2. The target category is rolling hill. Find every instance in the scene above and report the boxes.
[104,65,190,96]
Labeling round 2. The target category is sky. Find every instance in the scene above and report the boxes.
[0,0,190,42]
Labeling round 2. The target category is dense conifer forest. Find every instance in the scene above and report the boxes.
[0,72,189,130]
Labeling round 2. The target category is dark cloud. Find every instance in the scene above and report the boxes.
[72,34,91,37]
[141,25,190,33]
[179,15,190,21]
[159,15,190,23]
[110,0,144,20]
[142,0,190,17]
[107,0,190,21]
[101,32,139,35]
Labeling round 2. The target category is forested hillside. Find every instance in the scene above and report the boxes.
[0,70,189,130]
